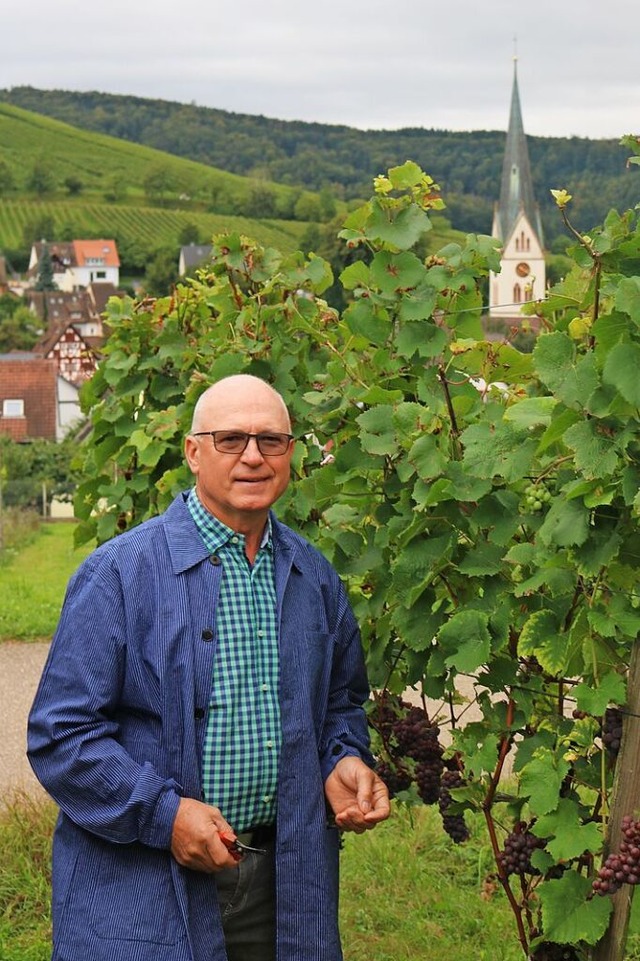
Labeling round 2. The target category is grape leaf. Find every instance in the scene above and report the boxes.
[533,798,603,861]
[519,749,570,815]
[573,671,626,714]
[602,341,640,407]
[438,609,491,673]
[539,871,612,945]
[615,276,640,323]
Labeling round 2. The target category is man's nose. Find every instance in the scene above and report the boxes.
[241,436,265,461]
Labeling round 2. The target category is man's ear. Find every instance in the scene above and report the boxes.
[184,435,200,475]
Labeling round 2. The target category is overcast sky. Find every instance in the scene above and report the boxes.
[2,0,638,140]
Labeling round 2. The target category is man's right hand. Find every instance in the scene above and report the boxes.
[170,797,239,872]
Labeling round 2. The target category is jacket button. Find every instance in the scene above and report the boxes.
[209,554,221,566]
[194,708,205,720]
[332,745,342,756]
[201,629,214,641]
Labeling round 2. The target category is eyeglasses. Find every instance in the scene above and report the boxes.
[192,430,294,456]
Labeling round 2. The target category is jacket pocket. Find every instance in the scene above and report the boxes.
[89,843,184,945]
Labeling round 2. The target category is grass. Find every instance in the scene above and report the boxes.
[4,524,640,958]
[339,804,523,961]
[0,791,523,961]
[4,793,640,961]
[0,522,91,640]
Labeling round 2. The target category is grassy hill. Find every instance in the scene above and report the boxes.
[0,103,323,265]
[2,86,638,249]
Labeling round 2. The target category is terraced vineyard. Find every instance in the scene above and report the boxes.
[0,198,307,256]
[0,102,322,260]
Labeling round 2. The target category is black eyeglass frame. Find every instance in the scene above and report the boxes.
[191,430,295,456]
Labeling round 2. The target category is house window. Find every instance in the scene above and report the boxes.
[2,398,25,418]
[96,270,107,279]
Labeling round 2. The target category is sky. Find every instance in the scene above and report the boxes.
[2,0,639,140]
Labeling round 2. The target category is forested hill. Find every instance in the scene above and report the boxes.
[1,86,637,247]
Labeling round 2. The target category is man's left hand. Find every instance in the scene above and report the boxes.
[324,756,390,833]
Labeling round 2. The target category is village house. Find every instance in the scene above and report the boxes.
[178,243,212,277]
[29,239,120,291]
[0,353,80,442]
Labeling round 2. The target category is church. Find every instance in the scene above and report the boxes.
[489,60,546,325]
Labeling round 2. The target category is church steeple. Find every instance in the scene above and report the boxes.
[495,59,543,247]
[489,58,546,325]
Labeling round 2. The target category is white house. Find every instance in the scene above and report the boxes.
[29,239,120,292]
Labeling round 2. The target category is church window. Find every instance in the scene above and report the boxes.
[514,284,522,304]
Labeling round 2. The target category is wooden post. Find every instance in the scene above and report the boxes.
[592,640,640,961]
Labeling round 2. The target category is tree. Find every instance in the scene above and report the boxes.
[178,222,201,246]
[63,174,84,196]
[0,298,40,351]
[27,157,56,196]
[0,160,15,194]
[143,164,175,206]
[22,215,55,249]
[143,247,179,296]
[103,173,126,203]
[73,157,640,961]
[34,244,57,291]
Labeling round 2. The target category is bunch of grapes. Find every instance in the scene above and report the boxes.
[593,814,640,895]
[391,707,444,805]
[438,768,470,844]
[522,481,552,513]
[369,691,409,742]
[415,756,445,805]
[498,821,545,876]
[374,760,413,799]
[392,706,442,762]
[601,706,623,758]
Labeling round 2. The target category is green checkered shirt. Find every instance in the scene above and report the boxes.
[187,489,281,832]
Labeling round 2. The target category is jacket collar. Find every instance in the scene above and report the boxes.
[163,492,301,575]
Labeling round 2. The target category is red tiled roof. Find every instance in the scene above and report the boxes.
[73,240,120,268]
[0,354,58,440]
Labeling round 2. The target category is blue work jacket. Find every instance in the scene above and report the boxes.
[27,492,373,961]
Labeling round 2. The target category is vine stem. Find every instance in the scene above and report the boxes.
[482,698,530,957]
[437,365,463,459]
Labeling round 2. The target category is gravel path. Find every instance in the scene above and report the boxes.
[0,640,49,798]
[0,641,494,801]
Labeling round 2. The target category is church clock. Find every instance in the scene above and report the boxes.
[516,262,530,277]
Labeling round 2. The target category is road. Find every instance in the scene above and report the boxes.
[0,640,49,797]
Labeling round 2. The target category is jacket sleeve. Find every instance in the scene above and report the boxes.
[26,553,181,850]
[317,579,375,783]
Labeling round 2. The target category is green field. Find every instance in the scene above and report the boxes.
[0,102,321,257]
[0,197,308,256]
[0,523,91,640]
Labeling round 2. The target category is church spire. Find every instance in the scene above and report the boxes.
[495,59,543,246]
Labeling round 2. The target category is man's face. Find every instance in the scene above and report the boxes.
[184,381,294,531]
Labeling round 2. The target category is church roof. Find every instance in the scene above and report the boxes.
[495,61,544,247]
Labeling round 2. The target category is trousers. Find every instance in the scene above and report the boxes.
[214,839,276,961]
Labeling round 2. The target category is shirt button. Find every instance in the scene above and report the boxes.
[263,795,271,803]
[261,684,269,692]
[266,740,273,749]
[257,630,264,638]
[231,536,239,544]
[209,555,221,566]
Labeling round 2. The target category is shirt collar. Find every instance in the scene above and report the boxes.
[187,487,272,554]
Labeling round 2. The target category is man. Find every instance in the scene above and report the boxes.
[28,373,390,961]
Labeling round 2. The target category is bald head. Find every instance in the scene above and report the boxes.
[190,375,291,434]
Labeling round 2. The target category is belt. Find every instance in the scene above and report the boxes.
[236,824,276,847]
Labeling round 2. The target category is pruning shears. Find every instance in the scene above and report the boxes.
[219,832,267,861]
